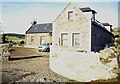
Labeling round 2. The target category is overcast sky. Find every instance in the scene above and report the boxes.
[0,0,119,34]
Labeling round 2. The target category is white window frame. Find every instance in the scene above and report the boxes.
[68,10,73,20]
[72,33,80,47]
[60,32,69,46]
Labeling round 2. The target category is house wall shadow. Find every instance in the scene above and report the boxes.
[9,55,44,61]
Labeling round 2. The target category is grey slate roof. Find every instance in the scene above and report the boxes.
[101,23,112,27]
[80,7,97,14]
[92,21,113,36]
[26,23,52,34]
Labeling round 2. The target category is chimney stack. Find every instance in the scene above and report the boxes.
[80,7,97,22]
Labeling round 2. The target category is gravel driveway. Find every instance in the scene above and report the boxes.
[1,47,119,83]
[2,52,75,83]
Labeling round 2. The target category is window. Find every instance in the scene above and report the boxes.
[72,33,80,46]
[40,36,45,44]
[61,33,68,46]
[68,11,73,20]
[31,36,34,42]
[93,34,97,43]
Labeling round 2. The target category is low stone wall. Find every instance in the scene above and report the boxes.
[0,44,10,61]
[50,46,118,82]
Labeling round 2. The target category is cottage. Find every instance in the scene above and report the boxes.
[25,23,52,48]
[50,3,116,82]
[51,3,114,52]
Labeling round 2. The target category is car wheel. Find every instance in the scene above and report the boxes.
[46,48,50,52]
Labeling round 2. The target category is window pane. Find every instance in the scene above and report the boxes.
[68,11,73,20]
[31,36,34,42]
[61,33,68,46]
[41,36,45,44]
[72,33,80,46]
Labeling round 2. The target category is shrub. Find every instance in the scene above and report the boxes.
[20,40,25,44]
[116,38,120,45]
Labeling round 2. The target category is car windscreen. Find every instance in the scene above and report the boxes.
[42,43,49,45]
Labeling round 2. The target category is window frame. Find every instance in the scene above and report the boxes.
[72,33,80,46]
[61,33,69,46]
[68,11,73,20]
[31,36,34,42]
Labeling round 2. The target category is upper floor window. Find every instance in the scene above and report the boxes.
[68,11,73,20]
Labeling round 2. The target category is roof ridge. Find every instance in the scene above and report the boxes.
[36,23,52,25]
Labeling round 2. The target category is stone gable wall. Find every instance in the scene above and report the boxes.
[53,3,91,51]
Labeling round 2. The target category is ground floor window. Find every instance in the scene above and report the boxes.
[72,33,80,46]
[61,33,68,46]
[31,36,34,42]
[40,36,45,45]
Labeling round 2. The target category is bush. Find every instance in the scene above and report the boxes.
[116,39,120,45]
[20,41,25,44]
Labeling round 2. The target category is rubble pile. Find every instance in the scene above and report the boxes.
[100,47,119,72]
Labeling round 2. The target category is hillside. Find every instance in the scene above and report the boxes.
[5,33,25,39]
[4,33,25,43]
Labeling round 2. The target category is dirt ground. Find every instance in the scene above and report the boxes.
[10,47,42,57]
[1,47,120,83]
[1,47,75,83]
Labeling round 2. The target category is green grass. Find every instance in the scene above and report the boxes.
[6,36,23,41]
[4,33,25,43]
[0,34,3,44]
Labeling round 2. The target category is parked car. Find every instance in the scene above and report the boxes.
[38,42,52,52]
